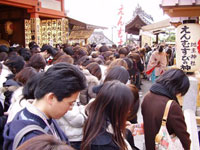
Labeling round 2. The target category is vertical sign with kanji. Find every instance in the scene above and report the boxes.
[176,24,200,72]
[117,4,124,45]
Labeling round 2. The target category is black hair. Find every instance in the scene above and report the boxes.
[156,69,190,97]
[4,56,25,74]
[63,46,74,56]
[29,41,37,49]
[0,45,9,53]
[158,45,164,53]
[19,48,31,61]
[41,45,57,56]
[104,66,129,84]
[34,63,86,101]
[22,72,44,100]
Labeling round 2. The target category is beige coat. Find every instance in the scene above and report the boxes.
[147,51,167,76]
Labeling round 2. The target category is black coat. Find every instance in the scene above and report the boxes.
[90,128,139,150]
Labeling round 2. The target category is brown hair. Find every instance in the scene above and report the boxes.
[106,58,128,74]
[102,51,113,61]
[73,46,88,64]
[86,62,102,80]
[16,134,74,150]
[128,52,140,63]
[53,55,74,64]
[127,84,139,120]
[81,81,134,150]
[27,54,46,71]
[14,67,37,85]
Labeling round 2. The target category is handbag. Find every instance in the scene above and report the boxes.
[155,100,184,150]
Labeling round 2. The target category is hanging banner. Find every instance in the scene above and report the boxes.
[176,23,200,72]
[117,4,124,45]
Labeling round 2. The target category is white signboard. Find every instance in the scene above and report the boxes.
[40,0,61,11]
[176,23,200,72]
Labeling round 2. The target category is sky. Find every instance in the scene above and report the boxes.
[65,0,169,43]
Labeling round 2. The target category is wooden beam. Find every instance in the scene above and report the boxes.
[162,6,200,17]
[0,0,37,9]
[38,7,65,18]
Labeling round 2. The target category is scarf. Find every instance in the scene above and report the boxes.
[150,83,179,104]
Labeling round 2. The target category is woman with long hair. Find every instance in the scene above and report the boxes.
[81,80,135,150]
[142,69,191,149]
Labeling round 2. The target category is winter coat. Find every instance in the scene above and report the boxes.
[89,123,138,150]
[142,83,191,150]
[6,87,34,123]
[57,103,86,142]
[147,51,167,77]
[3,106,69,150]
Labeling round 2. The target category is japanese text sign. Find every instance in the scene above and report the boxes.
[176,24,200,72]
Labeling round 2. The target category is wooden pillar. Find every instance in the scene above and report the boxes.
[155,33,159,44]
[30,13,41,46]
[85,38,88,45]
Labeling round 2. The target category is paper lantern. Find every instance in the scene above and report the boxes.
[5,21,14,35]
[176,23,200,72]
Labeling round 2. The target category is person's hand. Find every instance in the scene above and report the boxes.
[126,121,134,133]
[4,112,9,116]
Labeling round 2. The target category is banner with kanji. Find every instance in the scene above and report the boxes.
[117,4,124,45]
[176,24,200,72]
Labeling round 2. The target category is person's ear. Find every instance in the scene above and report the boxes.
[45,93,55,105]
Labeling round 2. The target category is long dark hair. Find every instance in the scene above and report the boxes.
[81,80,134,150]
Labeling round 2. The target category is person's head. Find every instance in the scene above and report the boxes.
[156,69,190,97]
[128,52,140,63]
[53,55,74,64]
[104,66,129,84]
[22,72,43,100]
[118,47,128,58]
[4,55,25,74]
[102,51,113,61]
[123,57,133,70]
[28,54,46,71]
[99,45,109,53]
[106,58,128,74]
[73,47,88,64]
[14,67,37,85]
[0,52,8,61]
[28,41,37,49]
[82,80,134,150]
[16,134,74,150]
[158,45,164,53]
[30,45,40,55]
[34,63,86,119]
[63,46,74,56]
[19,48,31,62]
[40,44,57,59]
[0,45,9,53]
[85,62,102,80]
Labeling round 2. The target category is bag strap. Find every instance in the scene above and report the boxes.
[161,100,173,126]
[13,124,47,150]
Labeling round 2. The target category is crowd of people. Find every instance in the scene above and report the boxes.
[0,41,191,150]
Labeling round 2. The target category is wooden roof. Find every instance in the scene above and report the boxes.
[125,5,153,35]
[67,17,107,40]
[160,0,200,17]
[125,15,149,35]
